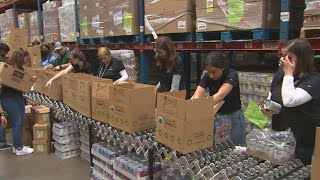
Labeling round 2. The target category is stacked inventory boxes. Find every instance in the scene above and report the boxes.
[58,0,76,42]
[32,105,51,155]
[42,1,61,42]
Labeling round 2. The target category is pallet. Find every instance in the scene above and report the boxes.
[79,35,140,45]
[196,29,279,41]
[300,26,320,38]
[145,32,195,42]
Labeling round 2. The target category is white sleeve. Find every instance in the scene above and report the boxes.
[281,76,312,107]
[116,70,129,82]
[267,92,271,100]
[170,75,181,92]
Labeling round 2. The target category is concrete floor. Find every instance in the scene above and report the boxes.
[0,149,91,180]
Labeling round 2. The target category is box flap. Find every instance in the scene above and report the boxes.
[186,96,216,120]
[312,155,320,180]
[314,127,320,156]
[31,105,50,114]
[157,92,186,120]
[161,90,186,100]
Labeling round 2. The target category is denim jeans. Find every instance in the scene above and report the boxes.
[226,109,246,146]
[0,95,25,149]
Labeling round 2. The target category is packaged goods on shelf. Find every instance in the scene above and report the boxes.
[111,50,139,82]
[81,151,90,162]
[58,3,76,42]
[0,9,16,42]
[246,129,296,165]
[304,0,320,27]
[80,142,90,154]
[78,0,138,38]
[109,82,156,134]
[29,11,40,43]
[156,90,223,154]
[214,115,232,144]
[42,1,61,42]
[55,148,80,160]
[196,0,280,32]
[52,122,79,136]
[144,0,195,34]
[18,13,31,44]
[92,165,113,180]
[62,0,74,6]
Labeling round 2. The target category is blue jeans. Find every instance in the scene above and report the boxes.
[226,109,246,146]
[0,95,25,149]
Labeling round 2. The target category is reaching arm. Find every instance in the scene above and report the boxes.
[191,86,206,99]
[46,64,74,88]
[212,83,233,103]
[113,70,129,84]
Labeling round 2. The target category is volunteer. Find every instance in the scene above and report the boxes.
[40,44,57,67]
[191,52,246,146]
[262,39,320,165]
[154,36,184,92]
[45,49,92,88]
[93,47,128,84]
[43,41,70,70]
[0,43,10,62]
[0,49,37,155]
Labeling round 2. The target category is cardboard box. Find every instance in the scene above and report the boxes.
[58,3,76,42]
[44,71,63,101]
[28,45,41,68]
[92,81,113,124]
[0,62,34,93]
[42,1,61,42]
[196,0,280,32]
[109,83,156,134]
[33,140,50,155]
[29,11,40,43]
[5,28,27,56]
[312,127,320,180]
[18,13,31,44]
[31,105,51,125]
[144,0,195,34]
[33,123,50,141]
[31,68,46,94]
[156,90,223,154]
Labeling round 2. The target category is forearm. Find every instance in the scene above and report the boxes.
[50,69,68,82]
[192,86,205,99]
[45,64,54,69]
[61,63,70,69]
[117,70,128,82]
[170,75,181,92]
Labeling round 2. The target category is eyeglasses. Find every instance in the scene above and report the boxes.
[154,49,165,54]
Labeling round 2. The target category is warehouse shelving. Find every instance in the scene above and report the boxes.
[0,0,318,95]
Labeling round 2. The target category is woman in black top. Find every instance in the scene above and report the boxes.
[45,49,92,88]
[262,39,320,165]
[154,36,184,92]
[0,49,37,155]
[94,47,128,84]
[191,52,246,145]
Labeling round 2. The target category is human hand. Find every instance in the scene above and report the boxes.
[30,76,37,82]
[1,116,7,128]
[53,65,61,71]
[45,80,53,89]
[280,55,295,76]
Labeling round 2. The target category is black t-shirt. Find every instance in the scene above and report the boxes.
[72,61,92,74]
[199,68,241,115]
[94,58,125,81]
[157,55,185,92]
[270,69,289,131]
[282,72,320,148]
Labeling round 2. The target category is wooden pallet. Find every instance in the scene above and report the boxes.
[300,26,320,38]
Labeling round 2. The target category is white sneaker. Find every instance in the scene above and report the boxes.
[15,146,33,156]
[13,146,31,154]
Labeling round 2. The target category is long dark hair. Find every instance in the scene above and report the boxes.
[155,36,176,73]
[285,39,314,77]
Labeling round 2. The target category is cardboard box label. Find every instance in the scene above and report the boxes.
[37,130,44,138]
[207,0,214,13]
[178,21,187,29]
[114,11,123,26]
[42,114,50,122]
[37,144,44,152]
[197,22,207,30]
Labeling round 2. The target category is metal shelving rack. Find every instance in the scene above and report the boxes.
[1,0,319,94]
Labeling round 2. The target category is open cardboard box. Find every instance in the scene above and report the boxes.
[109,82,156,134]
[156,90,224,154]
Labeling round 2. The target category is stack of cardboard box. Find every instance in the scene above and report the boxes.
[155,90,223,154]
[42,1,61,42]
[144,0,195,34]
[32,105,51,155]
[2,28,27,57]
[63,73,113,118]
[78,0,139,39]
[27,45,42,68]
[18,13,31,45]
[58,0,76,42]
[196,0,280,32]
[301,0,320,38]
[0,8,17,42]
[29,11,40,43]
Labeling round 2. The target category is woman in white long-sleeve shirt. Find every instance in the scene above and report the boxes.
[94,47,128,84]
[262,39,320,165]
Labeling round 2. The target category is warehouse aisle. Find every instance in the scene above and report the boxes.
[0,149,91,180]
